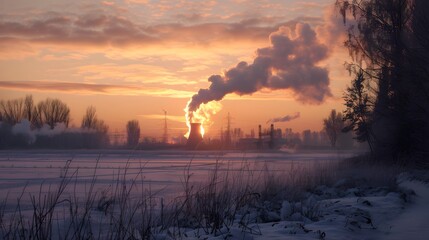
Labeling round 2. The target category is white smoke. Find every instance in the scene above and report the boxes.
[12,119,36,143]
[10,119,94,143]
[37,123,67,136]
[267,112,300,124]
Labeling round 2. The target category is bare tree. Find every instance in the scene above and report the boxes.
[81,106,97,129]
[323,109,344,147]
[126,120,140,146]
[23,95,34,122]
[33,102,44,128]
[81,106,108,133]
[37,98,70,129]
[0,98,25,125]
[80,106,110,148]
[0,95,40,127]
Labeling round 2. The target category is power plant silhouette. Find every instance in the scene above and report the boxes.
[185,121,279,150]
[186,123,203,149]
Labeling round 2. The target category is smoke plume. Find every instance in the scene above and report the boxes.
[11,120,36,143]
[267,112,300,124]
[10,119,97,143]
[186,23,331,123]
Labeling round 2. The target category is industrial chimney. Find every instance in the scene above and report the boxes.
[187,123,203,149]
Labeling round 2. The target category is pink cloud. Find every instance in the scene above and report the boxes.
[0,10,299,52]
[0,81,193,98]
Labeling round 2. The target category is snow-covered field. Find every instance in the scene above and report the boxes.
[0,149,355,200]
[0,149,427,239]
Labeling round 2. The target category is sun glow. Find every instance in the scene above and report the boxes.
[200,124,205,137]
[184,101,222,138]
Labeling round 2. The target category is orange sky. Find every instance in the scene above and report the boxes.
[0,0,352,140]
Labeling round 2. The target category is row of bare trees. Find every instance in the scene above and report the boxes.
[0,95,142,148]
[0,95,70,129]
[0,95,109,148]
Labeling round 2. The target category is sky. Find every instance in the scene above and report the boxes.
[0,0,352,140]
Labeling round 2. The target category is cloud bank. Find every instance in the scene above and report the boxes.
[0,13,282,49]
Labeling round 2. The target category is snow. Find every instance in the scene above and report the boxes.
[180,174,429,240]
[379,179,429,240]
[0,149,356,200]
[251,177,429,240]
[0,150,427,239]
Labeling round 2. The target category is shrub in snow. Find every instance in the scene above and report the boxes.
[260,209,281,222]
[334,178,353,189]
[280,201,292,220]
[305,195,317,207]
[290,212,303,221]
[346,188,362,197]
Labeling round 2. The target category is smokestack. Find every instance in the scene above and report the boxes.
[187,123,203,149]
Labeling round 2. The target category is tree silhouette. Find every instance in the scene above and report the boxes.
[81,106,108,133]
[81,106,97,129]
[0,98,25,125]
[126,120,140,147]
[0,95,70,129]
[37,98,70,129]
[23,95,36,126]
[81,106,110,148]
[336,0,429,159]
[323,109,344,147]
[343,70,375,152]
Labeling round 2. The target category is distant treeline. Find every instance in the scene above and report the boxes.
[0,95,110,149]
[0,95,144,149]
[0,125,108,149]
